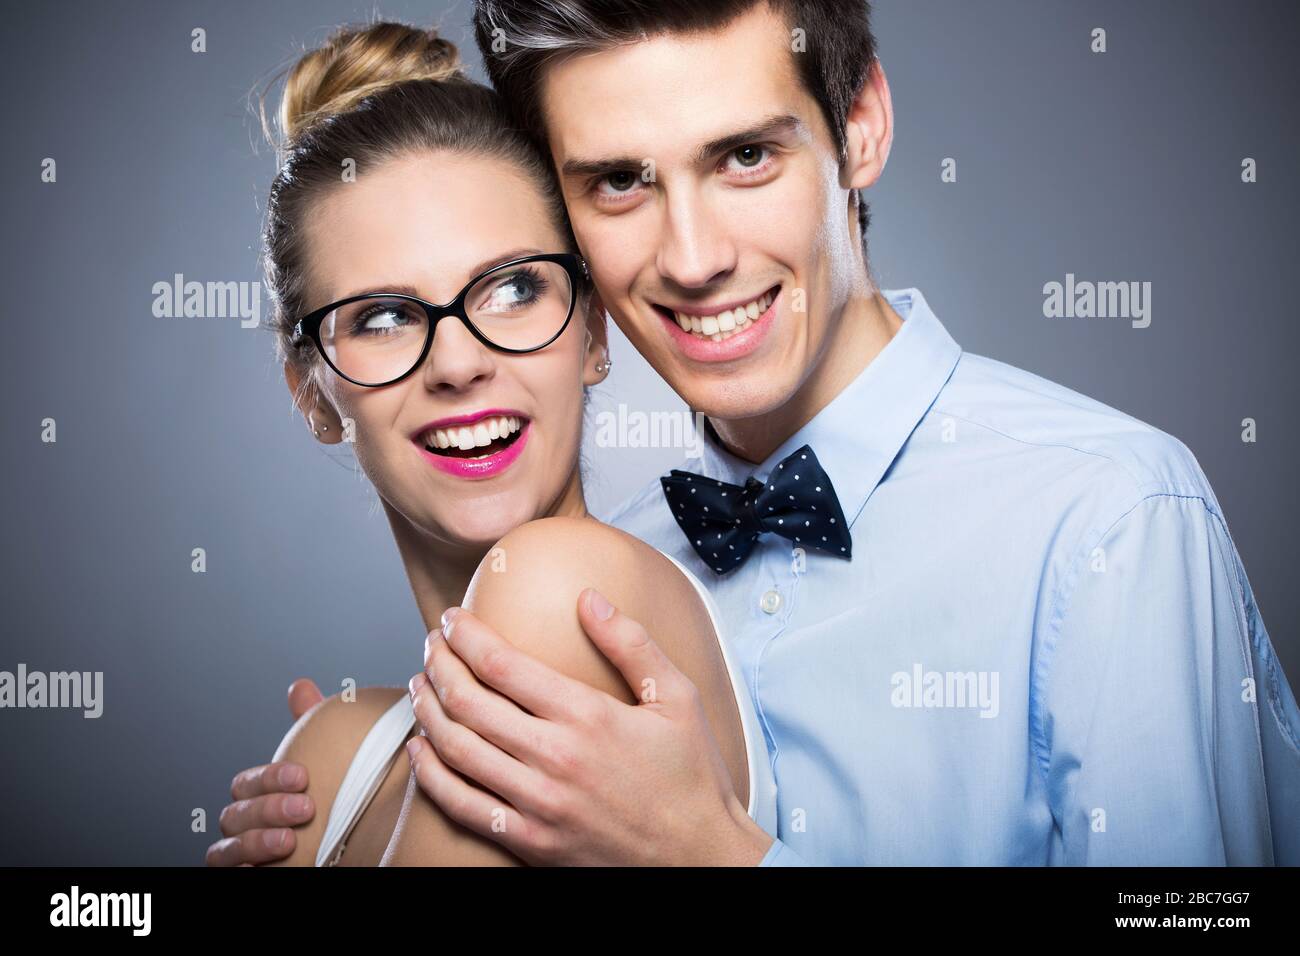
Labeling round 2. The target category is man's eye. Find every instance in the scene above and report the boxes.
[721,145,776,177]
[597,170,641,194]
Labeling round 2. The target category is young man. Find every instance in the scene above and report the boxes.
[210,0,1299,867]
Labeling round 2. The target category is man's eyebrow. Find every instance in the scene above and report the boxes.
[332,247,544,303]
[560,114,809,180]
[693,113,809,164]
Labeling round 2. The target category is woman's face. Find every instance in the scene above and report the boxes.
[290,150,605,551]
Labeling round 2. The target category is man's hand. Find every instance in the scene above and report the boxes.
[287,677,324,721]
[404,589,773,866]
[204,678,324,866]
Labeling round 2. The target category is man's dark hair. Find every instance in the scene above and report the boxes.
[473,0,878,257]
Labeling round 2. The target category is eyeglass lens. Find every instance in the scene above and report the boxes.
[318,259,574,385]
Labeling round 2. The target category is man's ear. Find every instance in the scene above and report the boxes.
[581,290,612,387]
[283,360,344,444]
[841,56,893,191]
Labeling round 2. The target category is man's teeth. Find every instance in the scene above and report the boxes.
[423,415,522,452]
[673,290,774,342]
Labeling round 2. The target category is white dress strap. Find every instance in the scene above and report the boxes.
[315,694,418,867]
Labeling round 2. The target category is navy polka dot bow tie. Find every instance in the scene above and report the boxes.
[659,444,853,574]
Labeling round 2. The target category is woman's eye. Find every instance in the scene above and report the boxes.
[352,306,417,335]
[488,276,534,307]
[363,310,404,329]
[477,270,548,313]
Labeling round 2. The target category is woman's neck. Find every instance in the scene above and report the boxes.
[381,462,592,634]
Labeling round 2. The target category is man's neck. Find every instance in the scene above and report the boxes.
[708,288,902,464]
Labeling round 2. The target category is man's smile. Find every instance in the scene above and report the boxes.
[650,283,782,362]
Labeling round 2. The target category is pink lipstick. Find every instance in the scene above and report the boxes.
[412,409,531,480]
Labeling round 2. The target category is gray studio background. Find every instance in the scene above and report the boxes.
[1,0,1296,865]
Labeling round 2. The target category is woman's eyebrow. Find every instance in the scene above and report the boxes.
[334,248,545,302]
[463,247,545,279]
[331,282,423,302]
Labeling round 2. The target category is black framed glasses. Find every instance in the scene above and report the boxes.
[290,252,589,387]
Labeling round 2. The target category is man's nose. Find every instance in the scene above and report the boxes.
[655,188,738,289]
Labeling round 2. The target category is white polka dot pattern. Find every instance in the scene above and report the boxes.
[659,444,853,574]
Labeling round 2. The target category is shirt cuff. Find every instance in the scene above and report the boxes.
[759,836,811,866]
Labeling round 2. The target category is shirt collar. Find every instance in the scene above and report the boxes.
[695,287,962,527]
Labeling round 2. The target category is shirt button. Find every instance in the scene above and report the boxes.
[759,589,782,615]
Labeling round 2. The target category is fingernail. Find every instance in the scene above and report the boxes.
[588,588,614,621]
[408,672,427,698]
[278,765,303,789]
[266,829,287,850]
[405,739,421,762]
[285,795,309,818]
[441,607,461,640]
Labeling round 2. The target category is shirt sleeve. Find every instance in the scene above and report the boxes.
[1035,492,1300,865]
[759,836,812,866]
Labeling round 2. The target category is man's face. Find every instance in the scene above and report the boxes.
[540,2,863,422]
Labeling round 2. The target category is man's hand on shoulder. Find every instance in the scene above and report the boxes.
[405,572,772,865]
[205,678,323,866]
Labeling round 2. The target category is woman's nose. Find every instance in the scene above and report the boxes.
[420,315,496,391]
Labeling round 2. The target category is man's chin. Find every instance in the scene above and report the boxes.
[674,377,793,426]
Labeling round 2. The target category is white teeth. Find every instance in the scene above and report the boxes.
[672,289,775,343]
[423,415,522,452]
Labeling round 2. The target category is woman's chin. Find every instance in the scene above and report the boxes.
[434,509,533,552]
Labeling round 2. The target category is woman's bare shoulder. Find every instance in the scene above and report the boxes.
[463,516,747,804]
[462,516,719,699]
[273,685,407,763]
[266,685,407,866]
[465,516,710,639]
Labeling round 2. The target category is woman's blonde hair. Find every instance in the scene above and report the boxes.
[275,21,465,144]
[259,21,580,405]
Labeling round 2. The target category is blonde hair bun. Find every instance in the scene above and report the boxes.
[279,21,465,142]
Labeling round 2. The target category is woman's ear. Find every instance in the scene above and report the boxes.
[581,289,612,387]
[283,360,344,444]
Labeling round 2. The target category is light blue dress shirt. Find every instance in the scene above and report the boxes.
[605,287,1300,866]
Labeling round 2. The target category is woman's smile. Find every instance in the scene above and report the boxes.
[412,408,532,479]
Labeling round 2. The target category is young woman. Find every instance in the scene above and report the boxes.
[245,22,775,865]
